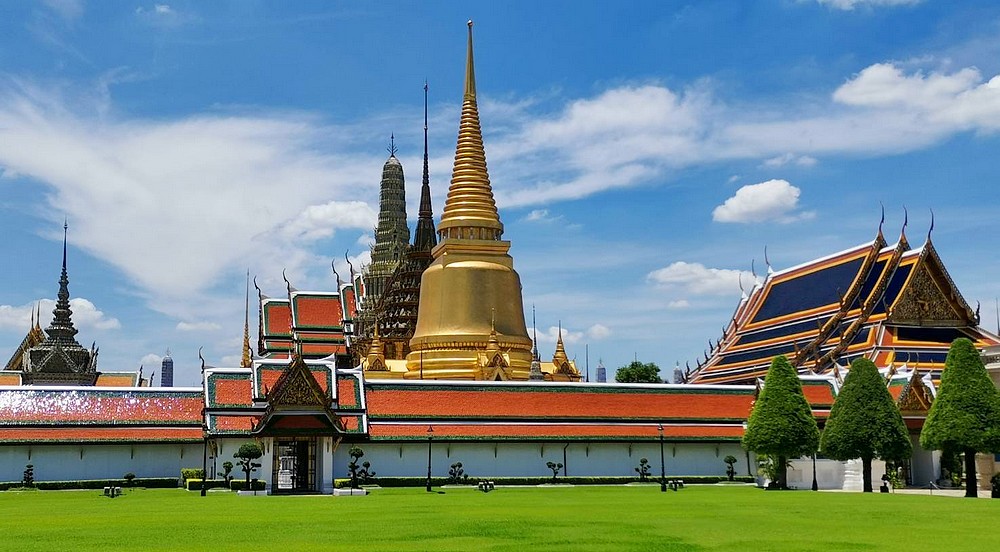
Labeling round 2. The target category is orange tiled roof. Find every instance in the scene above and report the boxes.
[0,389,202,425]
[94,373,140,387]
[369,422,744,441]
[365,383,754,422]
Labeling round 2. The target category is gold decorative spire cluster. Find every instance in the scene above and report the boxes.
[437,20,503,242]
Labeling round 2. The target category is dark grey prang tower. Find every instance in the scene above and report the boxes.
[160,350,174,387]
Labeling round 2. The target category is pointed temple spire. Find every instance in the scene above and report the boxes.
[45,221,79,344]
[531,305,539,361]
[241,270,252,368]
[366,136,410,301]
[405,21,539,381]
[437,20,503,242]
[413,81,437,252]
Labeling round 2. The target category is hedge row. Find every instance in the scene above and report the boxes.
[0,478,178,491]
[180,468,204,482]
[335,475,754,488]
[185,479,267,491]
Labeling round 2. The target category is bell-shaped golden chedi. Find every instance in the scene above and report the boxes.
[405,21,533,380]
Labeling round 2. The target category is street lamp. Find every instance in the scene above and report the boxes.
[426,425,434,492]
[812,453,818,491]
[658,423,666,493]
[201,430,209,497]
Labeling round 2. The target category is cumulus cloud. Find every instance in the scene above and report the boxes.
[140,353,163,367]
[176,321,222,332]
[816,0,922,10]
[587,324,611,340]
[647,262,752,295]
[712,179,814,223]
[0,298,120,332]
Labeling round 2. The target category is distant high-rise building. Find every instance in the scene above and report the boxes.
[596,359,606,383]
[160,350,173,387]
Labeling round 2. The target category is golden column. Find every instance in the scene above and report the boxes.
[405,21,533,380]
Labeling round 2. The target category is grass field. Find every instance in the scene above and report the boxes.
[1,485,997,551]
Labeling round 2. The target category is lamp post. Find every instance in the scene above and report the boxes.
[658,423,666,493]
[201,430,209,497]
[426,425,434,492]
[811,453,818,491]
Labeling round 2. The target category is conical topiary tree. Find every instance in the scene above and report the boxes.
[821,357,912,492]
[920,338,1000,498]
[742,355,820,489]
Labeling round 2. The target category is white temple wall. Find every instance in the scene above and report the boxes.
[332,441,747,480]
[909,434,939,487]
[0,443,203,483]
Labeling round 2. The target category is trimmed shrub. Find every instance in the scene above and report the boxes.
[185,479,230,491]
[334,475,752,488]
[230,479,267,491]
[743,355,820,489]
[180,468,205,482]
[1,478,178,491]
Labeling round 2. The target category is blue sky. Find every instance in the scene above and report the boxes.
[2,0,1000,386]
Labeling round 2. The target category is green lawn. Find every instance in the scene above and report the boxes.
[1,485,997,551]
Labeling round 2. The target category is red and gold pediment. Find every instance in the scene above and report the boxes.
[897,371,934,415]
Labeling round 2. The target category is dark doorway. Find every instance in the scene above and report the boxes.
[272,437,317,493]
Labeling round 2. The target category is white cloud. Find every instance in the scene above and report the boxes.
[816,0,922,10]
[0,78,381,318]
[41,0,84,21]
[713,179,814,223]
[154,4,173,15]
[279,201,377,242]
[522,209,564,224]
[762,153,817,168]
[647,262,751,295]
[667,300,691,309]
[587,324,611,340]
[176,321,222,332]
[0,298,120,332]
[140,353,163,367]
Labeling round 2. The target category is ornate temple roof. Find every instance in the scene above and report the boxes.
[690,223,999,384]
[22,224,99,386]
[256,280,357,360]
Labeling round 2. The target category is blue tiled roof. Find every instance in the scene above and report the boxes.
[751,257,865,324]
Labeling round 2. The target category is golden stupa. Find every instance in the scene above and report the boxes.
[405,21,533,380]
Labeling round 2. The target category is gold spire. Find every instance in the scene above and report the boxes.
[437,19,503,241]
[405,21,532,380]
[486,308,500,354]
[241,270,252,368]
[552,321,569,368]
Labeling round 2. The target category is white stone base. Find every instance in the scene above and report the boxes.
[333,488,368,496]
[237,490,267,496]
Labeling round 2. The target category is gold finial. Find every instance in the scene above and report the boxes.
[241,269,252,368]
[465,20,476,99]
[438,19,503,241]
